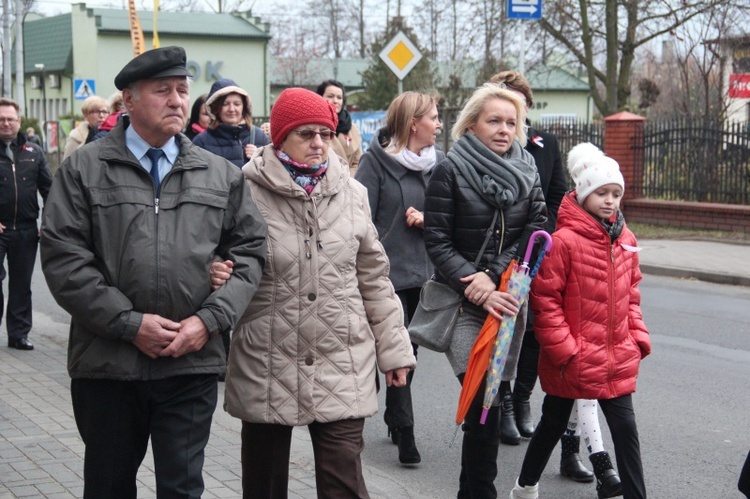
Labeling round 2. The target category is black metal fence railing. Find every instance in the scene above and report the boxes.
[638,119,750,205]
[261,108,750,206]
[534,119,604,160]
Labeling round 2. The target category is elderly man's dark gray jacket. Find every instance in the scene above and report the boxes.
[40,119,268,381]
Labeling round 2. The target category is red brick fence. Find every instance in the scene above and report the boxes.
[603,112,750,234]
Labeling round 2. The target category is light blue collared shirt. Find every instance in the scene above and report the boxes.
[125,125,179,188]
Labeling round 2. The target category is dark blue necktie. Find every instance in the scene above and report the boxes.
[146,148,164,195]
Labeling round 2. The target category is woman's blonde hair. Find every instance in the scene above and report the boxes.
[384,91,438,153]
[451,83,528,147]
[81,95,108,115]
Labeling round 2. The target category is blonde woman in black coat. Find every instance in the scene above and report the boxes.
[355,92,443,466]
[424,83,547,498]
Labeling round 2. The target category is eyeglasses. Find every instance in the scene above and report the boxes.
[292,129,336,141]
[0,118,19,124]
[89,109,109,115]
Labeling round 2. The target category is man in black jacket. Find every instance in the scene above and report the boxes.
[0,98,52,351]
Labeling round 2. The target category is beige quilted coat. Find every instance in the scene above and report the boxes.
[224,146,416,426]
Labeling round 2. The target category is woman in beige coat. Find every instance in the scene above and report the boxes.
[62,95,108,160]
[222,88,416,499]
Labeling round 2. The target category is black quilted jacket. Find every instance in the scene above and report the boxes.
[423,155,547,293]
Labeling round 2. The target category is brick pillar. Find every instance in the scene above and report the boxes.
[603,112,646,200]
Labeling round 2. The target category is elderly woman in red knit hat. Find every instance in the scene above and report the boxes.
[220,88,416,498]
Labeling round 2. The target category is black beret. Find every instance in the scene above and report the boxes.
[114,46,193,90]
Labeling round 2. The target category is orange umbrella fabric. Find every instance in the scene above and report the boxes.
[455,261,517,425]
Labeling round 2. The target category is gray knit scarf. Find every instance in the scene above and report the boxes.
[447,133,538,209]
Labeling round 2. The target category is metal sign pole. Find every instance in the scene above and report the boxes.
[379,31,422,98]
[519,22,525,76]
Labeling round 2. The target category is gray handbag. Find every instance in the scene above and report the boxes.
[409,210,500,352]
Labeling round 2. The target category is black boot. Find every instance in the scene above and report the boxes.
[499,381,521,445]
[390,426,421,465]
[513,339,539,438]
[559,435,594,482]
[590,451,622,498]
[458,375,501,499]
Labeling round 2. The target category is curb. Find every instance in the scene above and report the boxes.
[640,265,750,288]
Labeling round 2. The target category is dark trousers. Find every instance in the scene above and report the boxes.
[242,418,370,499]
[740,450,750,497]
[457,373,501,499]
[71,375,218,499]
[518,394,646,499]
[384,287,420,428]
[0,227,38,340]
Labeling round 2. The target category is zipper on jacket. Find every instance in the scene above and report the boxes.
[11,162,18,230]
[607,240,616,394]
[311,196,323,250]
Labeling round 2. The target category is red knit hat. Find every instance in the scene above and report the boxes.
[270,88,339,147]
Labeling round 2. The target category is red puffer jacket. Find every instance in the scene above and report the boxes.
[531,193,651,400]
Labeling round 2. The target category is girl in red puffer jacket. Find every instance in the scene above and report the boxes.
[509,143,651,499]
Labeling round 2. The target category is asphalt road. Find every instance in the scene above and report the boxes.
[26,256,750,498]
[360,275,750,499]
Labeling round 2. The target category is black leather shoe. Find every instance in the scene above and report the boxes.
[560,453,595,483]
[8,338,34,350]
[391,426,421,464]
[514,399,536,438]
[596,469,623,498]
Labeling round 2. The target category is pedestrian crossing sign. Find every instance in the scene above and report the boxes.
[74,79,96,100]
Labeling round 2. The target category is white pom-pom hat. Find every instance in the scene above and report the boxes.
[566,142,625,204]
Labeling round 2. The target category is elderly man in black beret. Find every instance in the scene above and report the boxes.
[40,46,268,498]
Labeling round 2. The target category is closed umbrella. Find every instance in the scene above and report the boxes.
[455,230,552,425]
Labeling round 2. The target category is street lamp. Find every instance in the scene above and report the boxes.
[34,63,47,151]
[34,63,47,130]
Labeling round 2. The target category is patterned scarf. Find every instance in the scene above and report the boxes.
[276,149,328,195]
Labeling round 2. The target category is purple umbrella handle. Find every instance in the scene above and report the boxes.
[480,407,490,425]
[523,230,554,265]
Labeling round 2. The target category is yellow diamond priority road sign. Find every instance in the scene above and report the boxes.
[379,31,423,81]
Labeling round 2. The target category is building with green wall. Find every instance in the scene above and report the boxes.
[21,3,270,124]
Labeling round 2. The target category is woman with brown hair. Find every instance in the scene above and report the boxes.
[192,78,269,167]
[355,91,443,466]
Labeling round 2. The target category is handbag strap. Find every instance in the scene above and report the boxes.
[473,209,500,266]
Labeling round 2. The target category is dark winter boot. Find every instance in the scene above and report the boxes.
[590,451,623,498]
[390,426,421,465]
[500,381,521,445]
[513,341,539,438]
[559,435,594,482]
[458,405,501,499]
